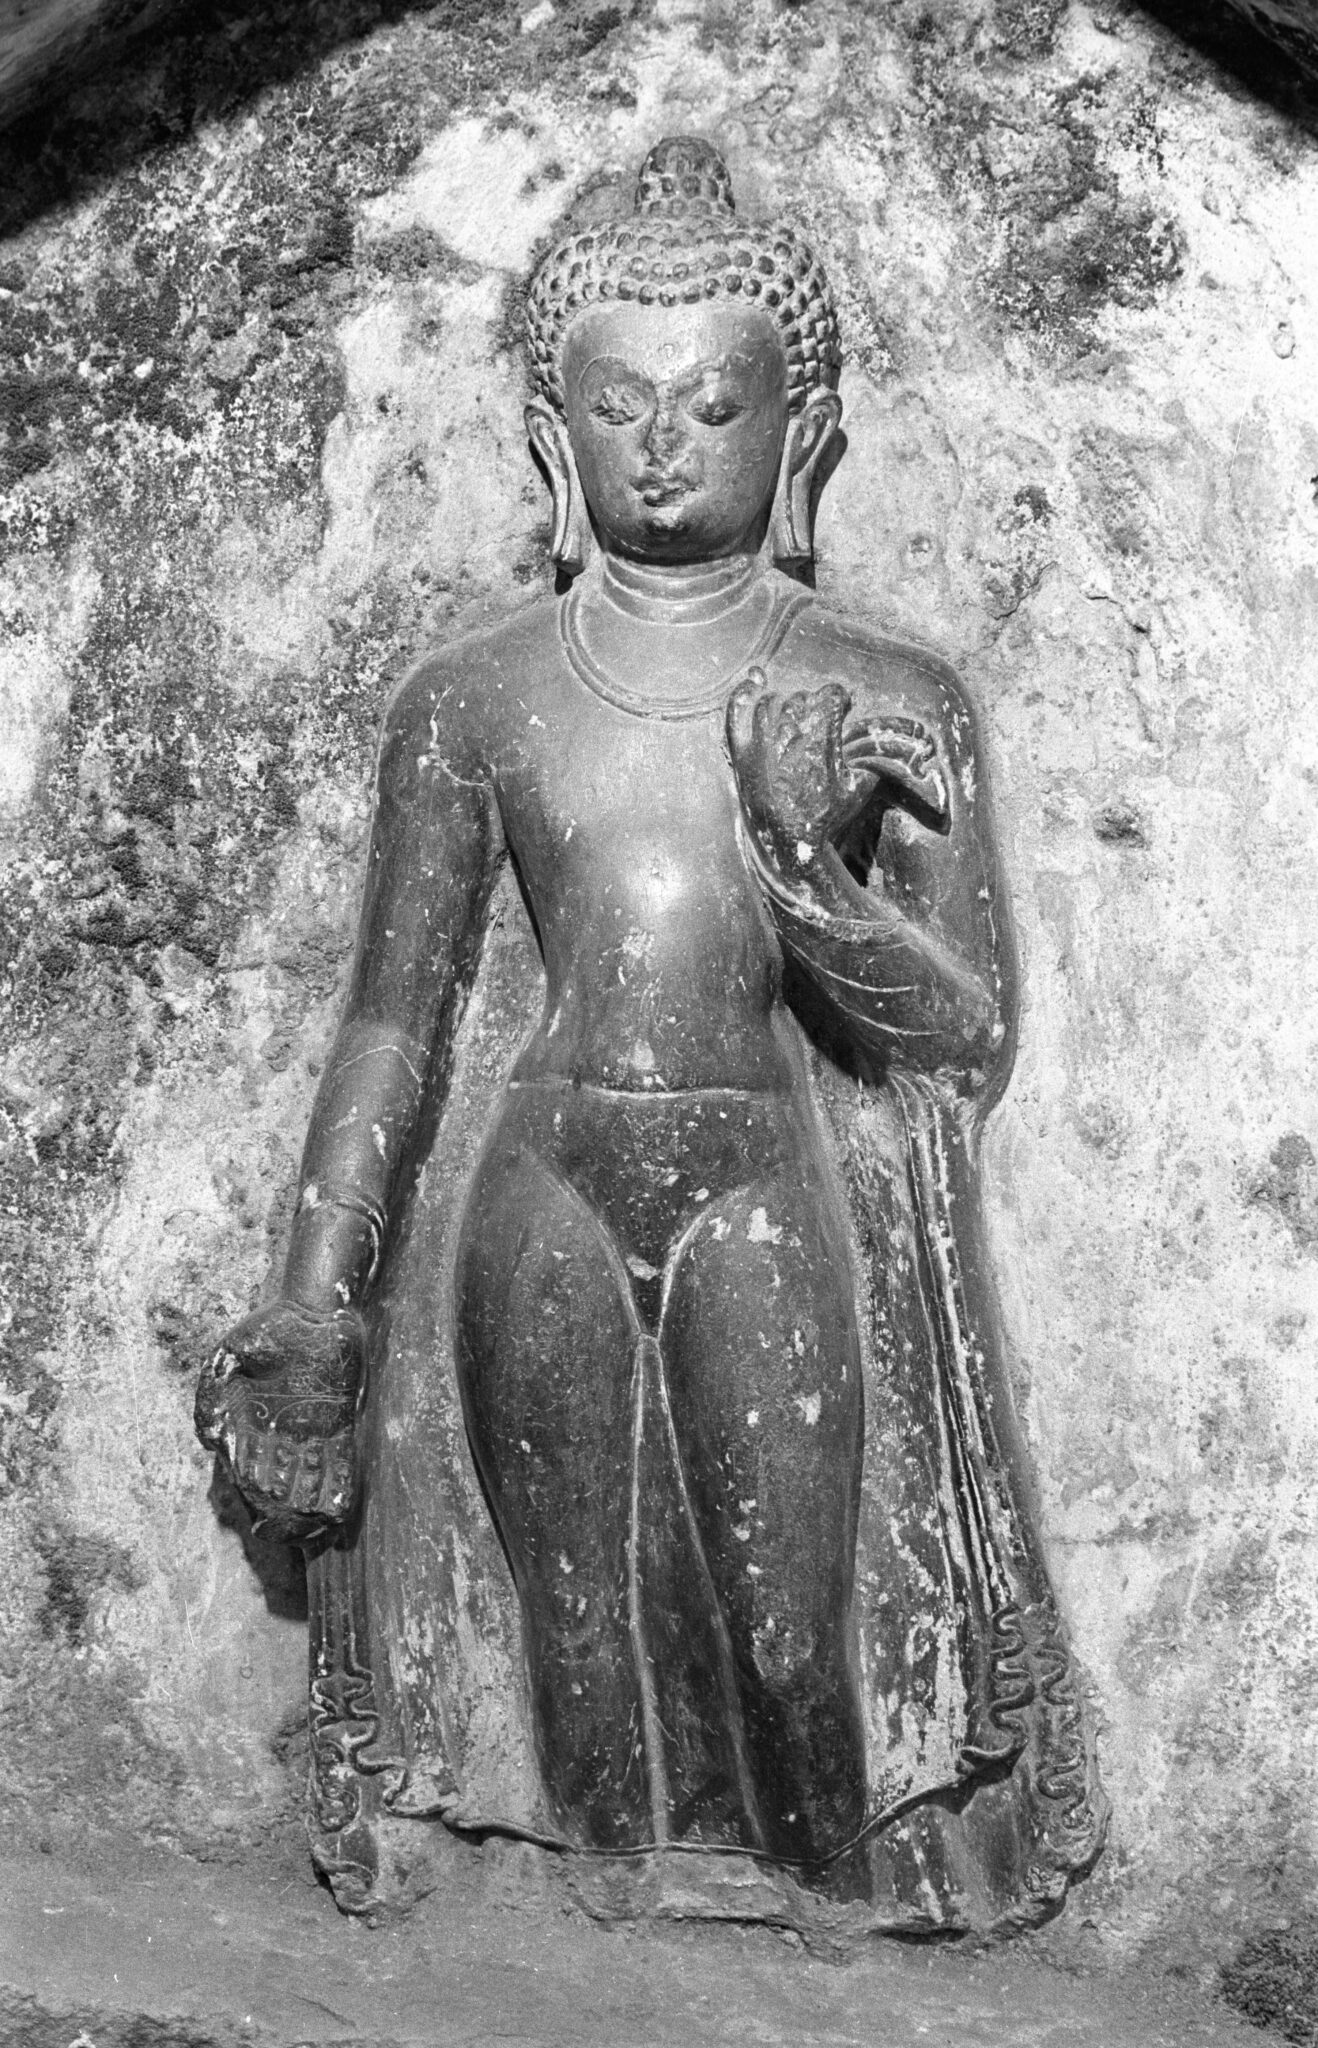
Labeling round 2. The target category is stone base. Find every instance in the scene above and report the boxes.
[0,1836,1261,2048]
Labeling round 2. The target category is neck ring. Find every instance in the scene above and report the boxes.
[560,560,807,721]
[600,552,758,626]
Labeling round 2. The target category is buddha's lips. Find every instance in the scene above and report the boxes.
[637,475,696,506]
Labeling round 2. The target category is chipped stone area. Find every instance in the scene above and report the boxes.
[0,0,1316,2022]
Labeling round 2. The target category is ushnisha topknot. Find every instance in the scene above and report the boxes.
[526,136,841,417]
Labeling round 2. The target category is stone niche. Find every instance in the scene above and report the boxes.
[0,0,1316,2015]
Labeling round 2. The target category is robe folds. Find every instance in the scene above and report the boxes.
[301,857,1107,1936]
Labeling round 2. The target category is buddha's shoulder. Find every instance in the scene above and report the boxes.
[781,593,973,723]
[382,592,561,739]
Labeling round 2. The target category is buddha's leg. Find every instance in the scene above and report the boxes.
[454,1132,648,1849]
[659,1165,867,1866]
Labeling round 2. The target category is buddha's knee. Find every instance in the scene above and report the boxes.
[736,1612,866,1840]
[740,1611,828,1697]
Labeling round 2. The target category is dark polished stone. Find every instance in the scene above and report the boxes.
[197,135,1108,1934]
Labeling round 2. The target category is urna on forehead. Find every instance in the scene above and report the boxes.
[526,136,842,416]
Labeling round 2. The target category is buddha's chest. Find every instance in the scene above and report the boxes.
[494,691,745,922]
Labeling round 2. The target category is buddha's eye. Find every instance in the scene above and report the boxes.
[687,391,745,427]
[591,382,649,426]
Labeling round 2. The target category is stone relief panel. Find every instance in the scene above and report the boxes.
[1,0,1315,1980]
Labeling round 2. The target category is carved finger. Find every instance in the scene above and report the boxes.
[851,744,924,784]
[890,739,936,773]
[752,688,774,758]
[823,688,853,788]
[923,762,952,827]
[243,1427,271,1497]
[726,673,777,824]
[200,1367,251,1462]
[287,1441,327,1518]
[193,1369,223,1448]
[248,1428,287,1502]
[873,732,935,772]
[195,1345,241,1439]
[725,673,762,764]
[841,764,882,802]
[318,1436,358,1523]
[869,714,930,742]
[879,755,936,799]
[212,1343,243,1385]
[889,763,952,831]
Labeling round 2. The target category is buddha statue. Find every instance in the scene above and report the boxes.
[197,137,1107,1933]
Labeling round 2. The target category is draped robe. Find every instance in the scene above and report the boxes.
[297,647,1108,1931]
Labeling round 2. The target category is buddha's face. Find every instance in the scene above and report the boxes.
[560,301,791,563]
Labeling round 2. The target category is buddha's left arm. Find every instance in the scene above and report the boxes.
[739,661,1018,1099]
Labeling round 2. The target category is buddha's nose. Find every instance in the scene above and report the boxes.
[642,404,683,466]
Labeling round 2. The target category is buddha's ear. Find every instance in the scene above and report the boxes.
[769,388,843,569]
[525,397,591,576]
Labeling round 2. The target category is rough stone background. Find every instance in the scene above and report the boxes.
[1,0,1316,2023]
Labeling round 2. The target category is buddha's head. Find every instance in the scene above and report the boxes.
[525,137,842,573]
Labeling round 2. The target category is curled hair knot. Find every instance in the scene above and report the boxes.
[526,136,841,416]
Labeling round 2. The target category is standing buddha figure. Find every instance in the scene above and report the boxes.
[197,137,1106,1932]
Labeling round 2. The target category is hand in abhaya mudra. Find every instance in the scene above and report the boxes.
[726,666,950,882]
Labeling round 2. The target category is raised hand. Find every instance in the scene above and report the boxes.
[726,669,950,879]
[195,1300,368,1544]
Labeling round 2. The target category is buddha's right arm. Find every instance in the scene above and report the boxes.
[195,691,498,1534]
[280,700,499,1317]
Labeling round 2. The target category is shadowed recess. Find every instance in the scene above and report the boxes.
[1134,0,1318,118]
[0,0,631,239]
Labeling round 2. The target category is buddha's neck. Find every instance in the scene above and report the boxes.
[564,545,790,717]
[597,551,759,624]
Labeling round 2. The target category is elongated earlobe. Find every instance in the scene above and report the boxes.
[769,389,842,568]
[525,399,591,575]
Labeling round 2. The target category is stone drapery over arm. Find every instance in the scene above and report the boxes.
[739,655,1017,1102]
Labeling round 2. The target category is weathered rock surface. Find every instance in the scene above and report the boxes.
[0,1833,1264,2046]
[0,0,1316,2031]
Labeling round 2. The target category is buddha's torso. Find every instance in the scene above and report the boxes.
[477,556,810,1094]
